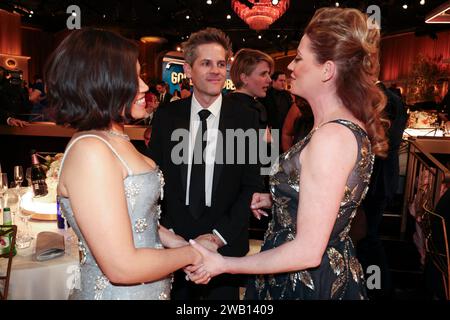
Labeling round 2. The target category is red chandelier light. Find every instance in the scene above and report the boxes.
[231,0,290,31]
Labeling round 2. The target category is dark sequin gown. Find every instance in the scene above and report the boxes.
[245,119,374,300]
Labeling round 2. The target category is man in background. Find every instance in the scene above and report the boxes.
[156,81,172,107]
[260,71,292,152]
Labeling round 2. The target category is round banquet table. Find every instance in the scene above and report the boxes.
[1,189,79,300]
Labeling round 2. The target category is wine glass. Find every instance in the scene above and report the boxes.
[0,173,8,212]
[16,207,34,248]
[14,165,24,189]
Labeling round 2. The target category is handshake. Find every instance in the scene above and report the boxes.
[182,192,273,285]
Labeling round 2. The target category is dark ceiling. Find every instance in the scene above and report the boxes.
[2,0,449,53]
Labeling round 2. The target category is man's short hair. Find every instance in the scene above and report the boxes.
[271,71,285,81]
[182,28,232,65]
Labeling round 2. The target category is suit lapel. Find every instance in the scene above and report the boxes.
[212,97,234,197]
[173,98,192,196]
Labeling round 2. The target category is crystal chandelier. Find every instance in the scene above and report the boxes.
[231,0,290,31]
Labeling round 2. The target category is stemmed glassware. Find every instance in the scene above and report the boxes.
[0,173,8,212]
[14,166,24,189]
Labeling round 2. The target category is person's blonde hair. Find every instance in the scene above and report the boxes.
[182,28,232,66]
[230,48,274,89]
[305,7,388,157]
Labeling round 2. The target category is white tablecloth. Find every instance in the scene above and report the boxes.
[0,218,79,300]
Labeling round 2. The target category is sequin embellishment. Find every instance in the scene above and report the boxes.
[78,240,87,265]
[159,292,169,300]
[157,169,165,200]
[125,181,141,211]
[94,275,110,300]
[134,218,148,233]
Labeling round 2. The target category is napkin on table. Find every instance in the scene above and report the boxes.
[33,231,65,261]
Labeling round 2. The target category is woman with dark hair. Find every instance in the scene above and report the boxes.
[189,7,388,300]
[47,28,208,300]
[179,78,191,98]
[170,89,181,101]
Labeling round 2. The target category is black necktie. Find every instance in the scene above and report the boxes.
[188,109,211,219]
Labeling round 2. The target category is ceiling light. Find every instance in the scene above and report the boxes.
[272,0,279,5]
[420,0,425,5]
[186,15,190,19]
[176,46,181,52]
[426,1,450,23]
[335,2,340,7]
[403,4,408,9]
[140,37,168,44]
[242,38,246,42]
[207,0,212,4]
[227,14,231,19]
[258,35,262,39]
[232,0,290,31]
[277,34,280,38]
[30,10,34,14]
[28,14,32,17]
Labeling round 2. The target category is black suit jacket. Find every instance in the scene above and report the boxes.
[147,96,263,257]
[367,83,408,201]
[159,92,173,107]
[0,110,9,124]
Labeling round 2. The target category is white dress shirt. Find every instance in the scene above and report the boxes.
[186,93,221,207]
[185,93,227,245]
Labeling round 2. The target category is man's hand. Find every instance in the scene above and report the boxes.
[195,234,220,252]
[7,118,29,127]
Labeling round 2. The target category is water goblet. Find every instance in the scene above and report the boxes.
[0,173,8,212]
[14,165,24,189]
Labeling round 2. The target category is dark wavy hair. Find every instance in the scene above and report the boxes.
[305,7,388,157]
[45,28,139,130]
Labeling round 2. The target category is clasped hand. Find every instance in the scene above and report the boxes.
[184,239,225,285]
[183,234,220,284]
[184,193,273,284]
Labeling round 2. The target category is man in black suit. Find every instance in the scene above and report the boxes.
[259,71,292,153]
[356,81,408,300]
[441,89,449,120]
[156,81,172,107]
[0,110,28,126]
[0,68,28,127]
[147,28,263,300]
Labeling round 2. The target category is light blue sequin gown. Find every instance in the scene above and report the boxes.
[59,134,172,300]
